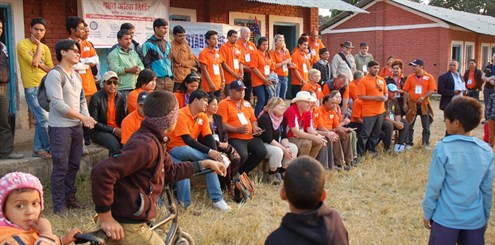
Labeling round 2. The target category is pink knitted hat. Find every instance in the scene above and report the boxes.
[0,172,44,228]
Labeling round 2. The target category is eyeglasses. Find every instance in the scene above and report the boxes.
[106,80,119,85]
[68,48,80,54]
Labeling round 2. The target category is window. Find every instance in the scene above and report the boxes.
[229,12,265,43]
[170,7,196,22]
[170,15,191,22]
[233,18,262,43]
[481,44,490,68]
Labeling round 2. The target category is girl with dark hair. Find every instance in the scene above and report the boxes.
[174,71,200,108]
[251,36,275,117]
[127,68,156,113]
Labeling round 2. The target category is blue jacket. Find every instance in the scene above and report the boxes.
[422,135,494,229]
[142,35,172,78]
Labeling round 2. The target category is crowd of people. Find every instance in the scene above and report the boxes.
[0,15,494,245]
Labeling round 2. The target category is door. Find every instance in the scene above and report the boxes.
[0,4,16,114]
[274,24,296,99]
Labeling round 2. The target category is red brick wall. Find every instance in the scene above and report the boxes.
[23,0,78,64]
[171,0,318,36]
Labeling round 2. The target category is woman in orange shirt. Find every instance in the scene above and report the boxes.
[270,34,291,100]
[379,56,395,79]
[127,68,156,113]
[251,36,275,117]
[301,69,324,105]
[174,71,200,108]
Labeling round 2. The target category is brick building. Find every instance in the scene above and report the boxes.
[320,0,495,78]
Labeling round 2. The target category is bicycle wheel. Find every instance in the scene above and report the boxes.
[174,231,195,245]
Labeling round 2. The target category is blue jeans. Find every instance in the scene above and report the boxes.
[25,87,50,152]
[277,76,288,100]
[169,146,223,208]
[253,85,267,117]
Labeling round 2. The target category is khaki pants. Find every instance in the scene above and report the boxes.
[333,133,353,166]
[156,77,174,92]
[106,223,164,245]
[289,137,322,158]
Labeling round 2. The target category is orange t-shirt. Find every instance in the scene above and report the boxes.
[250,50,274,88]
[167,106,212,151]
[236,39,257,69]
[311,106,323,129]
[403,72,437,103]
[357,74,388,117]
[107,94,117,128]
[217,97,256,140]
[322,82,350,99]
[379,66,392,78]
[291,50,310,85]
[270,48,290,76]
[77,39,98,96]
[350,99,363,123]
[174,92,190,109]
[308,39,325,64]
[219,42,244,84]
[199,47,223,92]
[349,80,359,101]
[466,70,476,89]
[127,88,144,113]
[317,105,340,130]
[120,109,144,144]
[301,82,323,102]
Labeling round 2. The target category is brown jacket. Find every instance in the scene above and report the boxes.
[171,39,197,84]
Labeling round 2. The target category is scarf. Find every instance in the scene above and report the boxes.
[268,111,283,130]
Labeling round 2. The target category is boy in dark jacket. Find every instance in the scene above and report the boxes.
[265,156,349,245]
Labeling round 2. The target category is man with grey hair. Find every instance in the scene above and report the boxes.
[438,60,466,112]
[236,27,256,101]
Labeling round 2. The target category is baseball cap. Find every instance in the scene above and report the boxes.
[387,84,398,92]
[102,71,119,82]
[137,91,149,105]
[229,80,246,91]
[409,58,424,66]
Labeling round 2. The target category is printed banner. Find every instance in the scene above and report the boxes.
[81,0,169,47]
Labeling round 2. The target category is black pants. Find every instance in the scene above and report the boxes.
[208,90,222,101]
[243,72,252,102]
[408,105,430,145]
[0,86,14,155]
[229,137,267,174]
[291,85,302,99]
[358,114,384,155]
[380,118,409,150]
[91,130,122,156]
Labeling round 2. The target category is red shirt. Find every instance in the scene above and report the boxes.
[284,104,314,138]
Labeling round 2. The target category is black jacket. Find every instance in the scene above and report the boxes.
[89,89,127,133]
[313,61,332,86]
[438,71,462,110]
[463,68,483,91]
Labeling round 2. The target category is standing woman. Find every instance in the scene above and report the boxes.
[251,36,275,117]
[127,68,156,113]
[380,56,395,79]
[174,71,200,108]
[270,34,291,100]
[290,37,310,99]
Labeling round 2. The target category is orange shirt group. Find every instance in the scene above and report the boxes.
[217,97,256,140]
[219,41,244,84]
[120,110,144,144]
[270,48,290,77]
[308,39,325,64]
[402,72,437,103]
[302,82,324,102]
[77,39,98,97]
[291,50,310,86]
[167,106,213,151]
[199,48,223,92]
[357,74,388,117]
[250,50,275,88]
[316,105,340,130]
[127,88,144,113]
[236,39,257,70]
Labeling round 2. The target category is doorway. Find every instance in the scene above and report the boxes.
[0,4,16,114]
[274,24,297,99]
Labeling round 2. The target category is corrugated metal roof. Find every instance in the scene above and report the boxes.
[392,0,495,36]
[247,0,368,13]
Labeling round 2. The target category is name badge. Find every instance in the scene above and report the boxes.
[318,87,322,92]
[213,64,220,75]
[396,93,401,98]
[362,65,368,72]
[237,112,249,125]
[467,79,472,85]
[389,112,394,119]
[415,85,422,95]
[213,134,220,141]
[197,118,203,125]
[303,63,308,73]
[264,65,270,75]
[329,114,334,119]
[311,50,316,56]
[282,64,288,72]
[423,76,429,80]
[233,59,240,70]
[245,54,251,63]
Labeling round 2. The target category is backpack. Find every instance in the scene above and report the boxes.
[38,66,66,112]
[233,173,255,203]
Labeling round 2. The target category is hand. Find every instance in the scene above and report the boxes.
[219,142,229,149]
[381,96,388,102]
[209,82,215,92]
[30,34,41,45]
[342,118,351,125]
[416,97,424,104]
[30,218,53,235]
[282,146,294,160]
[314,134,328,146]
[62,228,82,245]
[113,128,122,138]
[394,121,404,130]
[99,212,124,241]
[403,104,409,113]
[221,81,225,90]
[208,149,223,162]
[325,131,339,142]
[237,125,249,134]
[81,116,97,129]
[423,219,431,229]
[202,159,226,176]
[252,126,262,135]
[235,74,242,80]
[127,66,140,74]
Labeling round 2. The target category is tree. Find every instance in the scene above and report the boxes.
[428,0,495,17]
[319,15,333,26]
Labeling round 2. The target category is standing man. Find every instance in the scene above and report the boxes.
[1,19,23,159]
[142,18,173,91]
[237,27,256,102]
[403,58,437,149]
[110,23,143,60]
[482,54,495,109]
[354,42,375,74]
[356,61,387,156]
[45,39,96,215]
[332,41,356,84]
[88,71,126,156]
[199,30,225,99]
[170,25,197,92]
[107,29,144,96]
[220,29,244,97]
[308,30,325,65]
[312,48,332,87]
[16,18,53,158]
[438,60,466,111]
[463,59,483,101]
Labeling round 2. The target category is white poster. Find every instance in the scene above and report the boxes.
[82,0,169,48]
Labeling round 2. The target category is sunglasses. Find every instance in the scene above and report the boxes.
[68,48,80,54]
[106,80,119,85]
[375,82,383,92]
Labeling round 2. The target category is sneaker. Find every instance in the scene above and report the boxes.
[213,199,231,211]
[394,144,406,153]
[33,150,52,159]
[335,165,343,171]
[424,144,432,150]
[343,165,351,171]
[267,173,281,185]
[0,152,24,159]
[53,208,68,216]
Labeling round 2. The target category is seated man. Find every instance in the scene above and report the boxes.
[167,89,231,211]
[284,91,327,158]
[121,92,148,145]
[218,80,267,174]
[89,71,126,155]
[380,84,410,153]
[317,94,354,170]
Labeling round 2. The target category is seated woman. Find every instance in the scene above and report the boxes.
[174,70,200,108]
[200,95,242,192]
[127,68,156,113]
[258,97,298,184]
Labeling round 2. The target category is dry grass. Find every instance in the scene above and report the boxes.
[41,100,495,244]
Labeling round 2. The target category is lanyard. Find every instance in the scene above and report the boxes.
[184,93,190,107]
[279,49,286,62]
[230,98,242,112]
[231,44,238,58]
[208,49,218,63]
[415,75,423,85]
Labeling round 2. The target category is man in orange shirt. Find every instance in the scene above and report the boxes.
[88,71,126,156]
[237,27,257,102]
[309,30,325,65]
[291,37,311,99]
[168,89,231,211]
[218,80,266,174]
[220,29,244,97]
[120,92,148,144]
[463,59,483,101]
[349,71,364,102]
[199,30,224,99]
[403,58,437,149]
[356,60,388,156]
